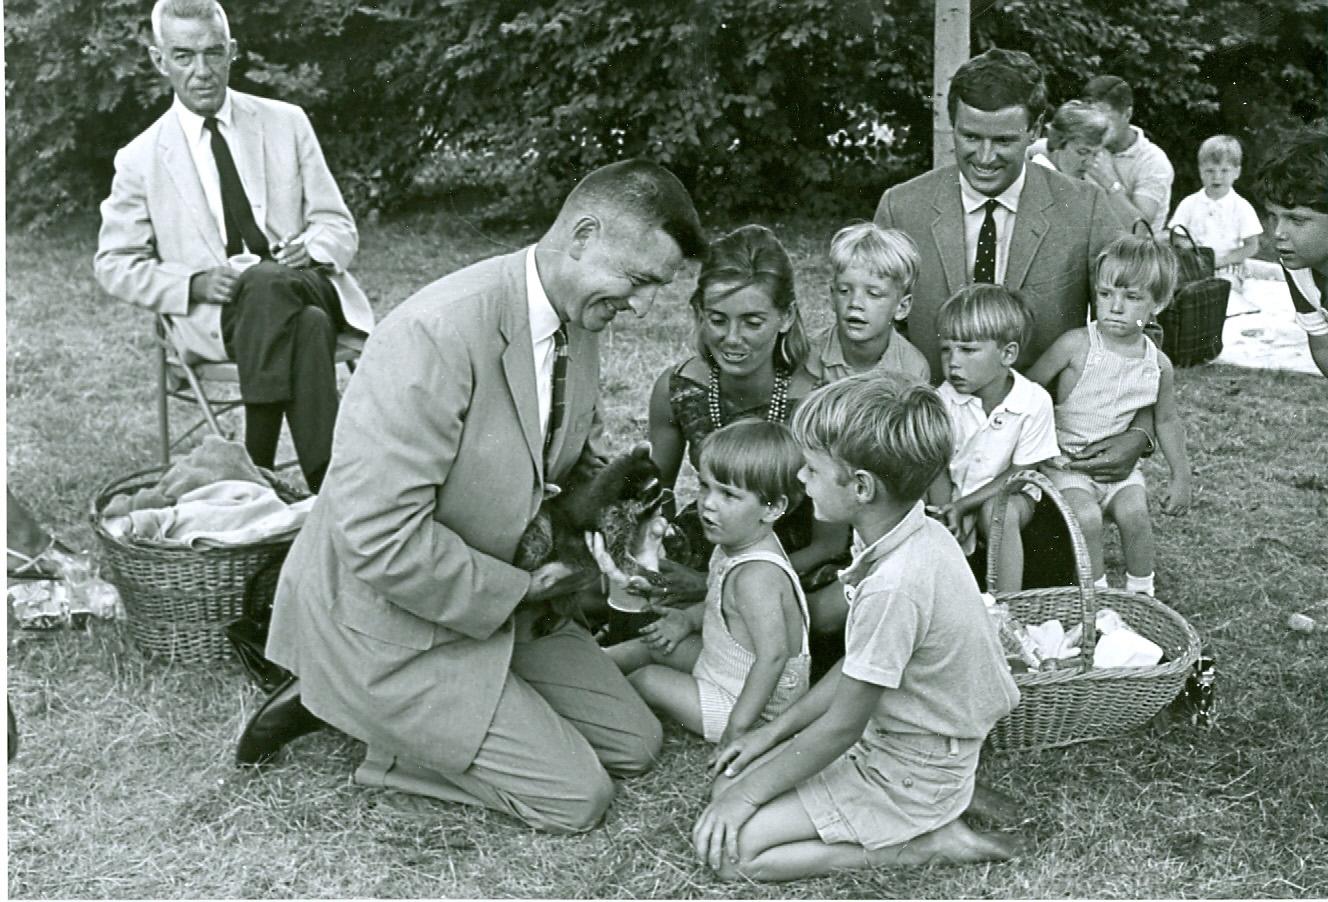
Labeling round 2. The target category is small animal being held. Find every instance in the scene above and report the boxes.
[513,444,682,636]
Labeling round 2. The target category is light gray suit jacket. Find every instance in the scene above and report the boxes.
[266,249,607,774]
[874,162,1124,377]
[94,90,373,362]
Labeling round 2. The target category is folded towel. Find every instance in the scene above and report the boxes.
[105,437,269,515]
[103,480,314,548]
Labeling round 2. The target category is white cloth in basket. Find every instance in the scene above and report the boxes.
[102,480,314,548]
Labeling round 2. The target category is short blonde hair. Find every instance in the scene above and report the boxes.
[791,371,952,503]
[1094,235,1179,312]
[936,284,1034,348]
[1198,135,1242,167]
[1045,100,1110,152]
[698,420,805,509]
[828,223,921,294]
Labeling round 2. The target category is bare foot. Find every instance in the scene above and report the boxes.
[881,818,1026,867]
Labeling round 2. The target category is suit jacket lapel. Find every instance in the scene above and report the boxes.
[498,253,545,477]
[930,171,967,296]
[229,95,269,238]
[158,112,226,258]
[1006,165,1052,289]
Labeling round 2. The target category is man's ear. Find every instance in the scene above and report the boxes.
[568,214,601,262]
[894,292,913,321]
[1001,341,1020,367]
[148,45,167,77]
[229,39,239,62]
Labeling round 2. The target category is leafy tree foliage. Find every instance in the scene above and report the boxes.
[6,0,1325,226]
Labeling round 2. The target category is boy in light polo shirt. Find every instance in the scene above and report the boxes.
[804,223,932,388]
[692,372,1021,882]
[929,285,1059,592]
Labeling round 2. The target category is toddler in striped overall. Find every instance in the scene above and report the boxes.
[1028,235,1192,596]
[607,420,810,748]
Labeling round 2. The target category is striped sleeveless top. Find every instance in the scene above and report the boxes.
[1054,322,1161,455]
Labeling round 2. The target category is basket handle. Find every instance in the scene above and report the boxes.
[985,468,1099,664]
[1168,224,1200,251]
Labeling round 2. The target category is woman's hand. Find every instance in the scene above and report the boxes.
[692,788,759,873]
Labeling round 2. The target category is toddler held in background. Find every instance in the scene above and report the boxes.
[1168,135,1263,306]
[803,223,932,387]
[607,420,810,748]
[692,372,1020,882]
[1028,235,1193,597]
[928,285,1060,591]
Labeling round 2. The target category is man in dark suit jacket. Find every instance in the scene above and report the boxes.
[239,160,708,834]
[874,48,1152,488]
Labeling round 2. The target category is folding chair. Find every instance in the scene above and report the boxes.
[154,315,364,466]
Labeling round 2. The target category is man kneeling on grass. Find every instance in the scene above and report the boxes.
[692,372,1022,881]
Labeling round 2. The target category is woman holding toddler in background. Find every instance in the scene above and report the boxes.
[1029,99,1112,181]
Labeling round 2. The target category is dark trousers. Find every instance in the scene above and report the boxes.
[221,262,344,490]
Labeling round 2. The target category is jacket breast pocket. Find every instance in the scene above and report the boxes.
[329,577,436,650]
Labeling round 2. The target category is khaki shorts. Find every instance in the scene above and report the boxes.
[1047,464,1145,511]
[796,730,981,850]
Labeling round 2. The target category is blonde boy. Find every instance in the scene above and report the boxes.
[1029,236,1192,597]
[692,372,1020,882]
[1168,135,1262,306]
[929,285,1060,592]
[804,224,931,387]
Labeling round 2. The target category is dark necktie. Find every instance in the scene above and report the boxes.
[203,117,270,258]
[974,198,999,284]
[544,326,569,457]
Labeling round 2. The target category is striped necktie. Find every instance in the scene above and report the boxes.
[544,326,569,456]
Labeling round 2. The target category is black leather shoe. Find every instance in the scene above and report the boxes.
[235,675,325,766]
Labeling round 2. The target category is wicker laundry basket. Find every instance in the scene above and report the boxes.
[90,466,306,663]
[983,470,1201,753]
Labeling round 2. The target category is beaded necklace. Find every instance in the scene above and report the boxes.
[708,362,790,431]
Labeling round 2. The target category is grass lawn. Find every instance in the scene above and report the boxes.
[6,208,1328,898]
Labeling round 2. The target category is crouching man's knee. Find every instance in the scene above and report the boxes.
[525,767,616,834]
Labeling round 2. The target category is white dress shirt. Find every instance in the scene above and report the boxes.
[525,245,564,437]
[173,90,260,251]
[959,168,1026,284]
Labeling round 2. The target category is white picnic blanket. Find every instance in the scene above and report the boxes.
[1214,265,1320,375]
[102,480,315,548]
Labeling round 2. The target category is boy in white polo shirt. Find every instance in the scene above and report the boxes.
[929,285,1059,591]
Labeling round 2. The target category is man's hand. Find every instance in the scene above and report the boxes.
[190,266,241,305]
[523,561,583,604]
[273,236,312,269]
[1066,430,1148,482]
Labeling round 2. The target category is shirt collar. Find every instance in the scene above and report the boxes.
[838,501,927,589]
[959,166,1026,216]
[525,245,562,343]
[943,370,1034,416]
[172,90,234,143]
[819,327,848,368]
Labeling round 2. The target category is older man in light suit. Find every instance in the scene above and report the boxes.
[238,160,708,834]
[95,0,372,491]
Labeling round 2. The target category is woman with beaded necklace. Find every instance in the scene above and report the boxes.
[641,225,849,612]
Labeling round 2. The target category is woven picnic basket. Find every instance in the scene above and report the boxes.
[90,465,306,664]
[983,470,1201,753]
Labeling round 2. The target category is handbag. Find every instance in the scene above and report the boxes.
[1166,224,1216,288]
[1157,276,1231,367]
